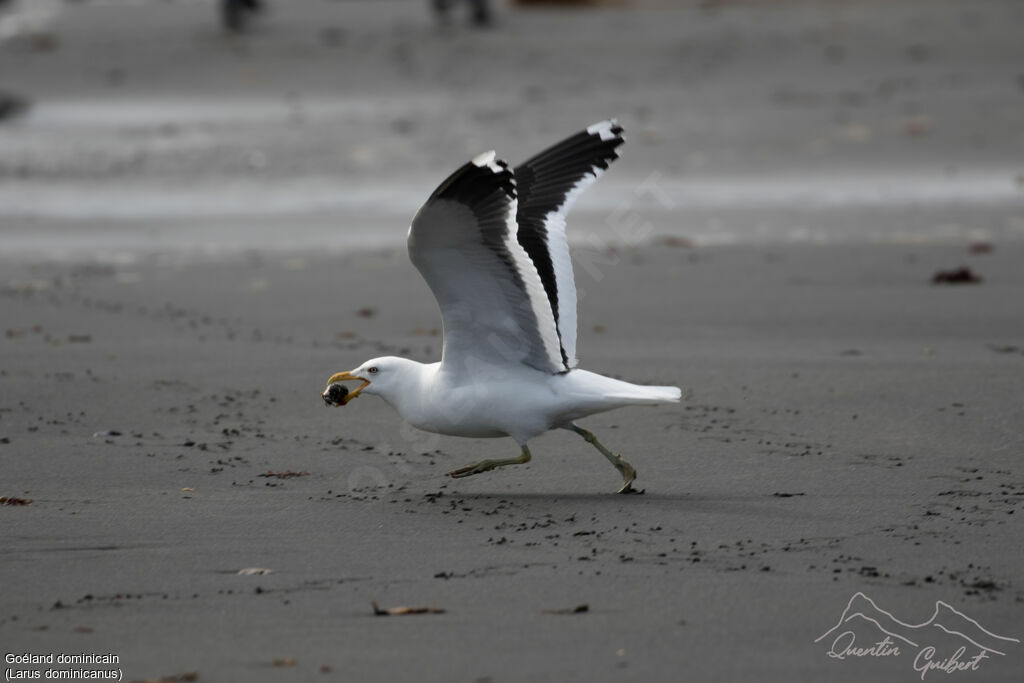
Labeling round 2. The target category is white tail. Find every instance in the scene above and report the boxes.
[615,384,681,405]
[590,373,681,406]
[564,370,682,413]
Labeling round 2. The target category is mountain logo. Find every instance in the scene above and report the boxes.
[815,592,1020,679]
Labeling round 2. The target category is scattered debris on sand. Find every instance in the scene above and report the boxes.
[129,673,197,683]
[236,568,273,576]
[987,344,1023,355]
[932,266,982,284]
[371,600,446,616]
[258,470,310,479]
[542,604,589,615]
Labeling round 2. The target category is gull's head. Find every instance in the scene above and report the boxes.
[322,356,414,407]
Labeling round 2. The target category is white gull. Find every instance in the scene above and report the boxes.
[323,120,680,493]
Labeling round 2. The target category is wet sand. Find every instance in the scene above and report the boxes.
[2,243,1023,681]
[3,0,1024,250]
[2,0,1023,680]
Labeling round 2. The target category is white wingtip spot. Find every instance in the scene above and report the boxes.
[586,119,619,141]
[472,150,498,169]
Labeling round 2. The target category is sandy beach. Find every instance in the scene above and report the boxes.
[3,243,1022,681]
[2,1,1023,681]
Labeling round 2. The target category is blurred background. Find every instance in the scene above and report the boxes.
[1,0,1022,257]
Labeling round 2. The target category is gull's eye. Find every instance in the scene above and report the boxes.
[367,367,379,375]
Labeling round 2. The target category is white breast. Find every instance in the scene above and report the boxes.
[393,363,556,441]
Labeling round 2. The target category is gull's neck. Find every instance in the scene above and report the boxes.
[373,358,437,420]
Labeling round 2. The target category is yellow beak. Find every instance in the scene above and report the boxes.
[323,371,371,406]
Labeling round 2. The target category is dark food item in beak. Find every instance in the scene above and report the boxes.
[323,382,349,406]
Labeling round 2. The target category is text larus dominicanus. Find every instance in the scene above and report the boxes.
[322,120,680,493]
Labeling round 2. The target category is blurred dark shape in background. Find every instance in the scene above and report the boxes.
[221,0,494,33]
[0,90,30,122]
[221,0,264,33]
[1,0,1023,252]
[433,0,492,27]
[512,0,620,4]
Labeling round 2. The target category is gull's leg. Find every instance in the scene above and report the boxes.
[567,424,638,494]
[448,444,531,479]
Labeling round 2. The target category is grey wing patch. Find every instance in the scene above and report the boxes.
[409,151,566,374]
